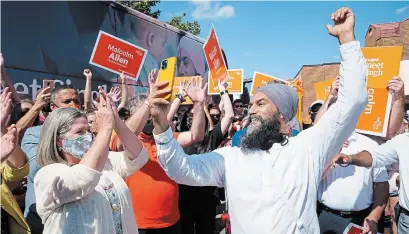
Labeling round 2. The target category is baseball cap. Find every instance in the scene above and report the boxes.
[309,100,324,113]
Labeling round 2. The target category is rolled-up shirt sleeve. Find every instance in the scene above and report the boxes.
[34,163,102,220]
[368,137,399,168]
[154,127,225,187]
[295,41,368,176]
[107,149,148,178]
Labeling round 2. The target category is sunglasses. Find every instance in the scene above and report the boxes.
[210,114,220,118]
[234,105,243,108]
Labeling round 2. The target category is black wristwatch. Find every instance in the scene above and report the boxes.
[175,93,186,102]
[220,90,229,96]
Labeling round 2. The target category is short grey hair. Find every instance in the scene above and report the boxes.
[128,93,148,114]
[36,107,87,167]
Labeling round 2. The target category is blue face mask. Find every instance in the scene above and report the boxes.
[61,133,94,159]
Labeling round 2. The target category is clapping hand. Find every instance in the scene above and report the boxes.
[187,76,208,104]
[1,87,12,134]
[1,125,18,162]
[95,94,115,131]
[148,69,159,93]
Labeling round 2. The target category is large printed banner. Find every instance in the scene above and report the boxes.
[250,72,289,95]
[208,69,244,95]
[314,79,335,101]
[203,25,229,89]
[90,31,147,80]
[356,46,403,137]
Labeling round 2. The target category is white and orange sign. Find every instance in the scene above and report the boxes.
[313,79,335,101]
[203,25,229,89]
[355,46,403,137]
[208,69,244,95]
[250,72,289,95]
[89,31,147,80]
[171,76,203,105]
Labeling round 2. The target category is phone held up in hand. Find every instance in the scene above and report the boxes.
[42,79,54,92]
[157,57,177,100]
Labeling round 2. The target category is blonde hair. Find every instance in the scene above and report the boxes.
[36,108,86,167]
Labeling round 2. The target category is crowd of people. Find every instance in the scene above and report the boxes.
[1,7,408,234]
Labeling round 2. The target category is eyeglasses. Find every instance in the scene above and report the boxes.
[234,105,243,109]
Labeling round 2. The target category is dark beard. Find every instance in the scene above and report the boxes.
[241,114,284,153]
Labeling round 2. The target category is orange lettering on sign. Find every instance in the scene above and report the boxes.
[208,69,244,95]
[90,31,147,80]
[203,25,228,89]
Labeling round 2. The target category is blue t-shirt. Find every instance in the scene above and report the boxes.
[232,129,246,147]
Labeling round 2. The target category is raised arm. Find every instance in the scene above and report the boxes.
[111,70,157,151]
[117,72,128,110]
[334,133,402,168]
[0,53,21,104]
[79,95,114,172]
[295,7,368,173]
[218,81,235,135]
[385,76,405,139]
[15,87,51,136]
[177,76,206,146]
[314,78,339,124]
[83,69,93,110]
[167,78,188,122]
[149,81,225,187]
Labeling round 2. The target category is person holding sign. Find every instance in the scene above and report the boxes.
[332,131,409,234]
[147,7,368,233]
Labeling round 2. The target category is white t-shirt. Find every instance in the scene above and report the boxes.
[318,132,388,211]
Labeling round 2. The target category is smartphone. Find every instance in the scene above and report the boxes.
[157,57,177,100]
[43,79,54,92]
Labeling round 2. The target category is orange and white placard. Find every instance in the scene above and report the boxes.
[171,76,203,105]
[208,69,244,95]
[250,72,289,95]
[203,25,229,89]
[313,79,335,101]
[355,46,403,137]
[89,31,147,80]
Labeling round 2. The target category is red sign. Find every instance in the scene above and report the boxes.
[89,31,147,80]
[203,25,229,89]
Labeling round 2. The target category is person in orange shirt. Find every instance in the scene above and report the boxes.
[110,72,207,234]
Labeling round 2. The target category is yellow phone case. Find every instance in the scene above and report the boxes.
[157,57,177,100]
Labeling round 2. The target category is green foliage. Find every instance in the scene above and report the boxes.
[117,1,161,19]
[167,13,201,36]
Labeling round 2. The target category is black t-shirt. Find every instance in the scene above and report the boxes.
[184,122,225,155]
[180,123,226,208]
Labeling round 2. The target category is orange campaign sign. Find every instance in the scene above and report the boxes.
[203,25,229,89]
[171,76,201,105]
[355,46,403,137]
[313,79,335,101]
[89,31,147,80]
[208,69,244,95]
[250,72,289,95]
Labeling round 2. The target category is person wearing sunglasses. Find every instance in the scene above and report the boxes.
[232,99,244,117]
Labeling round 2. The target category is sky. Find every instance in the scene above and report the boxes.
[154,1,409,80]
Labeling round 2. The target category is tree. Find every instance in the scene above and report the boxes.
[167,13,201,36]
[117,0,161,19]
[117,1,201,36]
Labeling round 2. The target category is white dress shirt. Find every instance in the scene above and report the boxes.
[154,41,368,234]
[369,132,409,210]
[34,150,148,234]
[318,132,388,211]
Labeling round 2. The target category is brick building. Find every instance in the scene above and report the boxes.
[294,63,340,124]
[365,17,409,60]
[365,17,409,107]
